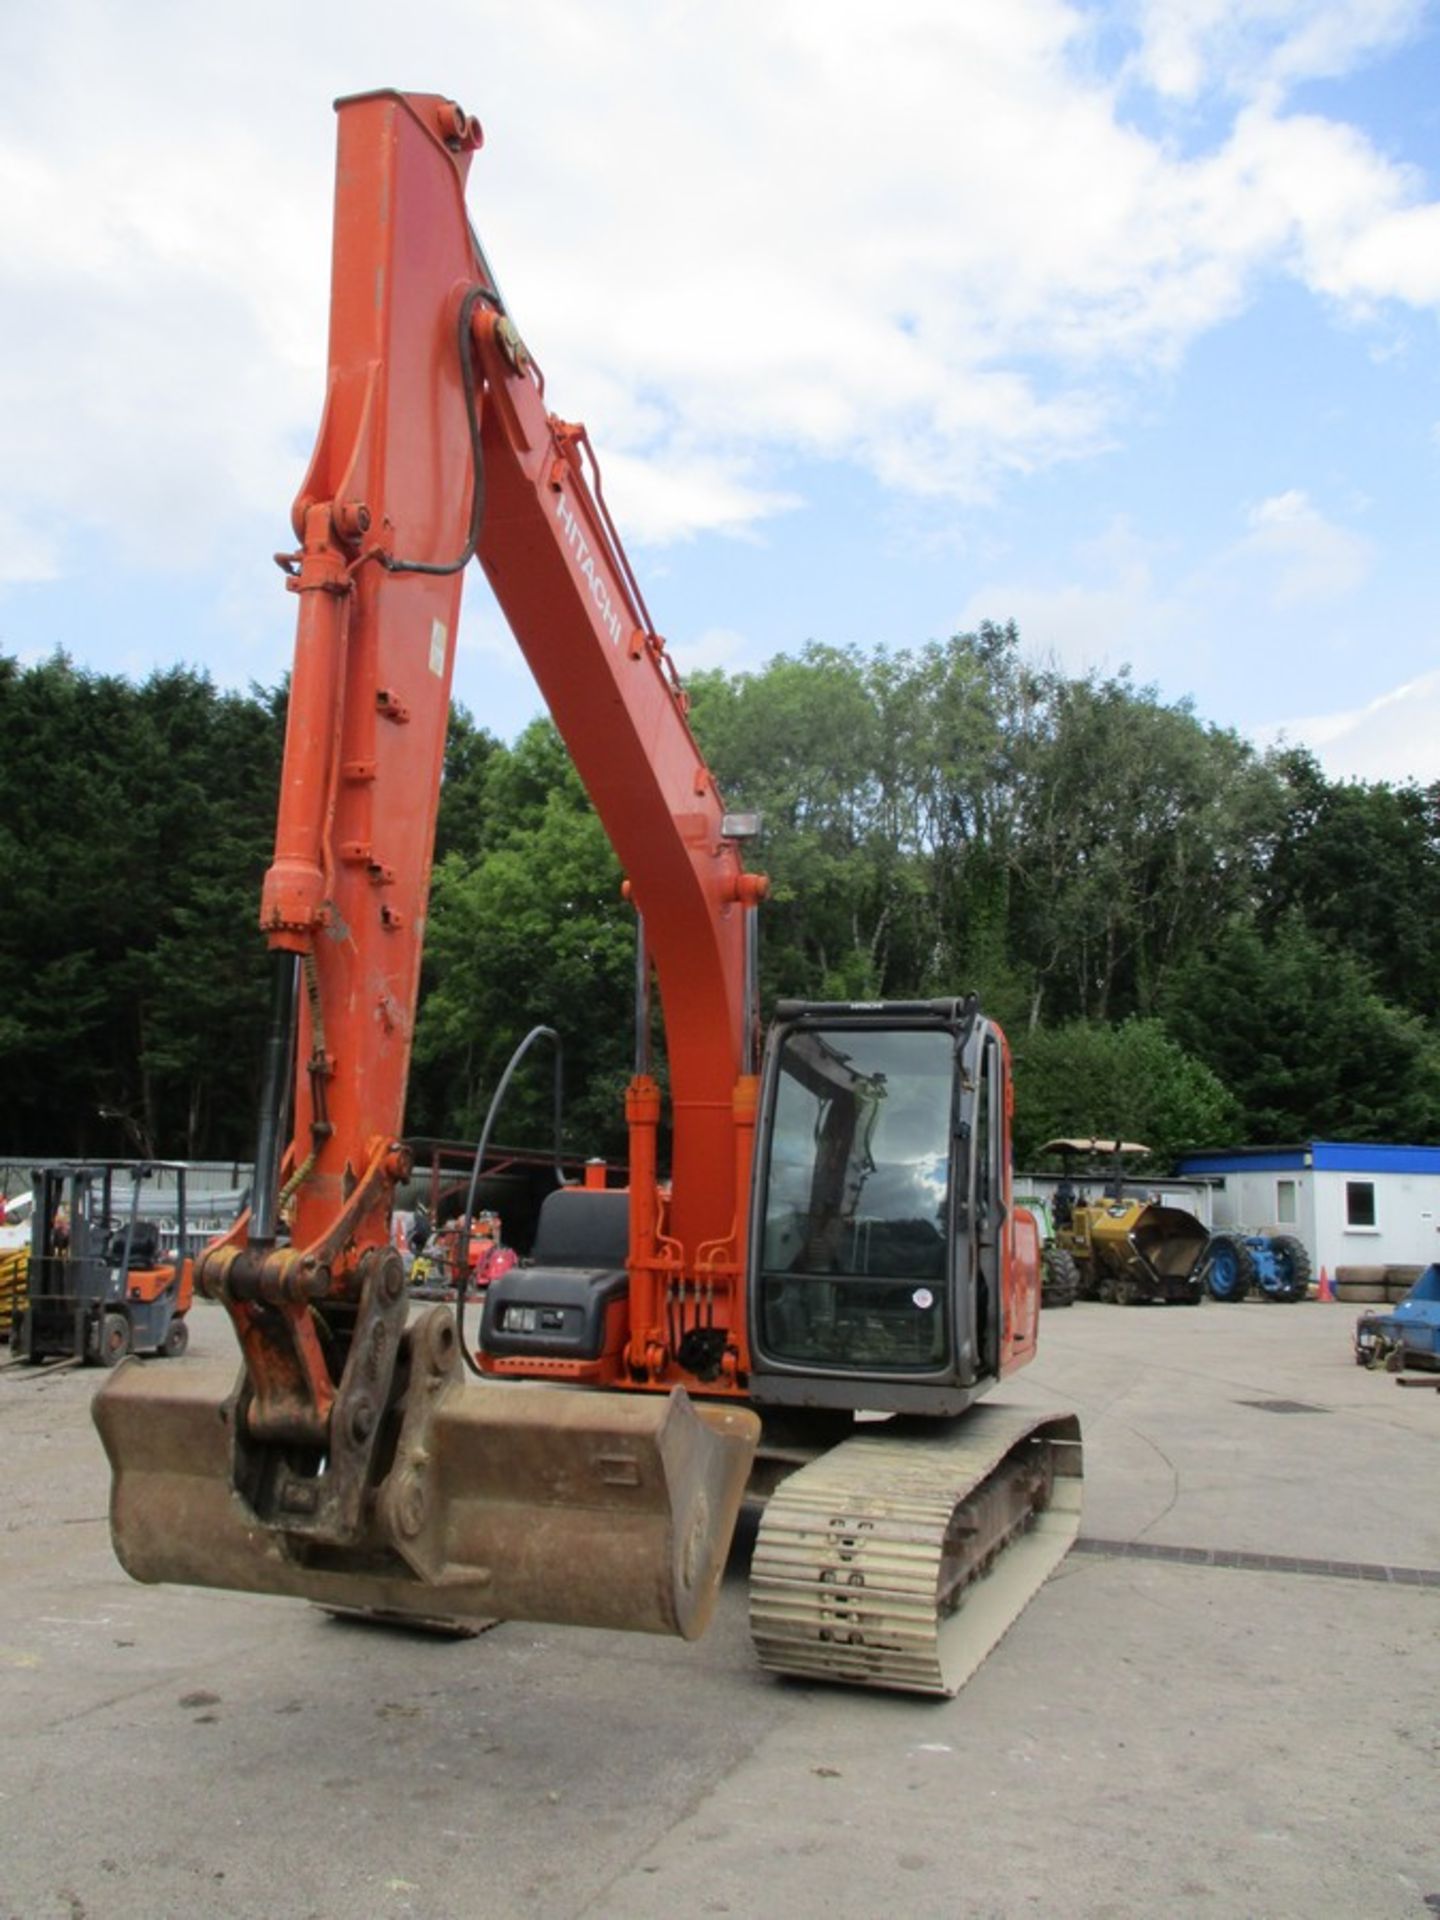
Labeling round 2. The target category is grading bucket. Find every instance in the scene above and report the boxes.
[93,1306,759,1640]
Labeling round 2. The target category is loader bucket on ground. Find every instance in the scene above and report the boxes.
[93,1307,759,1641]
[1129,1205,1209,1281]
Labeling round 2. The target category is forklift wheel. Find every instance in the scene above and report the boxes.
[97,1310,132,1368]
[161,1317,189,1358]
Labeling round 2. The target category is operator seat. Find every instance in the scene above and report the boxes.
[480,1184,631,1362]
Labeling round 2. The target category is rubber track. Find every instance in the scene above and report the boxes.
[749,1404,1081,1696]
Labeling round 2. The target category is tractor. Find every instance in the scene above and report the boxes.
[1038,1139,1209,1306]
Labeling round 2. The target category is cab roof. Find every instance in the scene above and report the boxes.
[1039,1138,1153,1159]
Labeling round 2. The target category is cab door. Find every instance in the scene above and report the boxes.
[967,1023,1006,1381]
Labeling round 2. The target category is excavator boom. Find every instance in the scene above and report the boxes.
[93,88,760,1641]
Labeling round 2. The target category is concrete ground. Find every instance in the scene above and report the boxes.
[2,1298,1437,1920]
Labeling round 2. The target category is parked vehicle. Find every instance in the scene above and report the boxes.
[1015,1195,1078,1308]
[91,87,1083,1699]
[1203,1230,1312,1303]
[1040,1140,1209,1305]
[0,1191,33,1340]
[1354,1264,1440,1369]
[15,1162,194,1364]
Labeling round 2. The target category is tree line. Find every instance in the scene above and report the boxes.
[3,628,1438,1170]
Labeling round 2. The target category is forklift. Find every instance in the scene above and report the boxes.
[15,1161,194,1365]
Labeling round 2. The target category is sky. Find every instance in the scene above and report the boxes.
[1,0,1438,784]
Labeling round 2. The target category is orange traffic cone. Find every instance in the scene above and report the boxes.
[1317,1265,1334,1302]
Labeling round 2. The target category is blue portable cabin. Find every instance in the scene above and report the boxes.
[1174,1142,1440,1280]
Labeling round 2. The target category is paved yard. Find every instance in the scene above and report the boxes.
[2,1298,1437,1919]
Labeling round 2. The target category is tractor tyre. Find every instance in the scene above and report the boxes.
[1268,1235,1312,1302]
[1041,1246,1080,1309]
[1204,1232,1255,1303]
[96,1310,131,1369]
[161,1316,190,1358]
[1072,1260,1102,1302]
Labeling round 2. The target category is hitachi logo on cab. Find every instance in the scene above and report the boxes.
[555,492,624,646]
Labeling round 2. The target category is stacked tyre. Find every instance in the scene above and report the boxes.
[1335,1266,1386,1305]
[1383,1265,1423,1305]
[1339,1264,1424,1305]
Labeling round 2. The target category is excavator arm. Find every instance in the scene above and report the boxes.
[92,89,759,1636]
[215,89,762,1445]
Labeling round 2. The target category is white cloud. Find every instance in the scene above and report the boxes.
[958,517,1188,678]
[1258,669,1440,785]
[1308,199,1440,308]
[669,626,754,676]
[1230,489,1374,605]
[1129,0,1424,99]
[0,506,60,585]
[597,451,800,549]
[0,0,1436,601]
[958,491,1375,694]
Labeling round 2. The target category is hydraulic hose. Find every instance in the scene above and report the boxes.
[453,1026,567,1375]
[380,284,495,578]
[250,952,300,1247]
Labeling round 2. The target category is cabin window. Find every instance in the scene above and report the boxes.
[1345,1181,1377,1230]
[1275,1178,1298,1226]
[756,1025,953,1371]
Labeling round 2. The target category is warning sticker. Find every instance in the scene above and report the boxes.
[429,619,447,677]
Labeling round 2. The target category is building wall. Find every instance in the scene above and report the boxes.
[1313,1169,1440,1272]
[1206,1169,1315,1248]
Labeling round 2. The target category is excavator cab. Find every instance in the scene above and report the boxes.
[748,998,1020,1413]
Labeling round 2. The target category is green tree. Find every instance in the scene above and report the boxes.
[410,721,635,1154]
[1008,671,1283,1028]
[688,626,1042,1010]
[1163,913,1440,1142]
[1010,1018,1239,1166]
[0,655,282,1158]
[689,646,898,999]
[1262,750,1440,1020]
[434,702,503,866]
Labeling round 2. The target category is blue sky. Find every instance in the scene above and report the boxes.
[1,0,1437,781]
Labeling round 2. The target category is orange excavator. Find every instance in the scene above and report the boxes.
[93,89,1080,1695]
